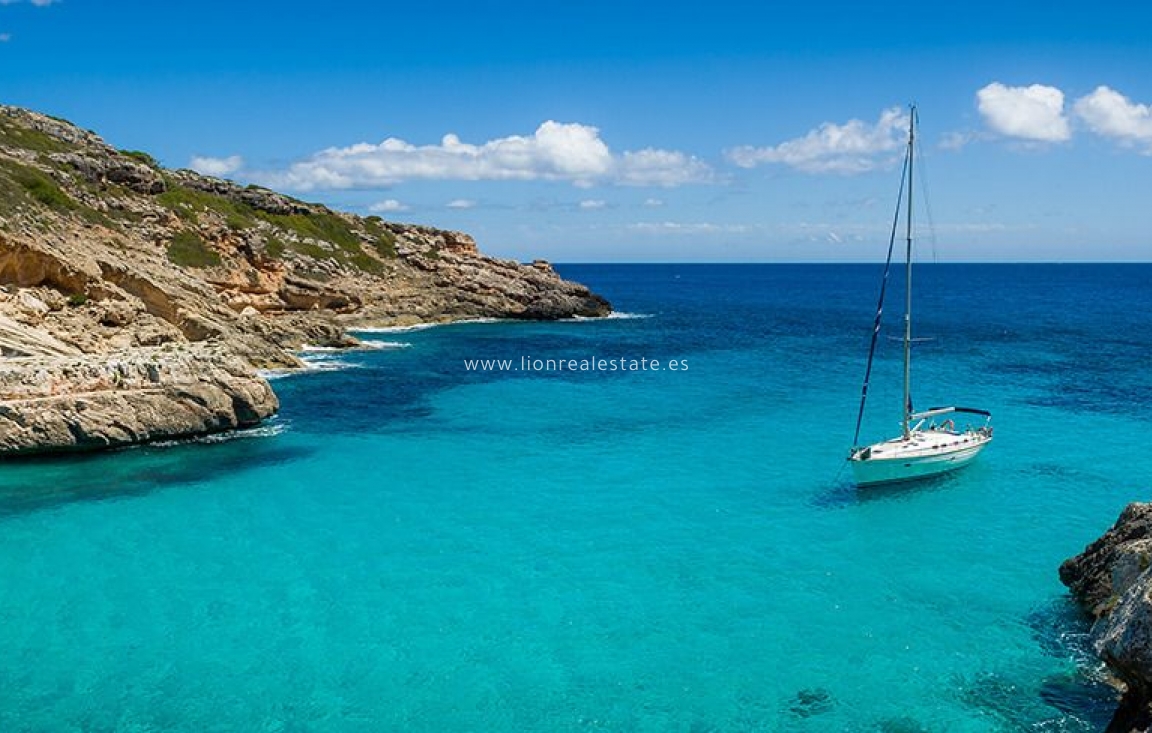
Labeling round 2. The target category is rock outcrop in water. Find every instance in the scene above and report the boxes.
[0,104,611,453]
[1061,503,1152,732]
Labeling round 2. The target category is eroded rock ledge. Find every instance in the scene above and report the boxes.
[1061,503,1152,732]
[0,344,278,455]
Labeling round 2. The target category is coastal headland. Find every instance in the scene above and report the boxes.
[0,105,610,454]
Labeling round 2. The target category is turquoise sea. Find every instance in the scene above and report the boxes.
[2,263,1150,732]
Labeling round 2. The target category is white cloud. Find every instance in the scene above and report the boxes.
[726,107,909,174]
[446,199,476,209]
[643,198,664,208]
[976,82,1070,142]
[939,131,974,151]
[0,0,58,5]
[189,155,244,177]
[579,199,606,210]
[369,199,409,213]
[0,33,9,42]
[257,121,712,191]
[1074,86,1152,152]
[628,221,752,235]
[618,148,712,186]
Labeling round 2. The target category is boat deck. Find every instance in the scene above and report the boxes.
[860,428,991,461]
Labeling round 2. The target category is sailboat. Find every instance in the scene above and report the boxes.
[848,106,992,487]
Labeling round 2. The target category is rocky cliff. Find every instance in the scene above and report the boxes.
[0,105,611,453]
[1061,503,1152,732]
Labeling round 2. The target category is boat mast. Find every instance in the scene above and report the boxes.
[902,106,916,439]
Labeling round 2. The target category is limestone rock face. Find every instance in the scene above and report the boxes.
[339,240,610,327]
[1061,503,1152,617]
[0,344,278,454]
[50,151,166,195]
[1062,503,1152,732]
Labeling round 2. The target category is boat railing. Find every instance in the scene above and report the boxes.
[912,406,993,437]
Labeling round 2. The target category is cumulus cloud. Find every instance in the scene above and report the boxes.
[976,82,1070,142]
[446,199,476,209]
[1074,86,1152,152]
[189,155,244,177]
[726,107,909,174]
[579,199,606,210]
[256,121,712,191]
[369,199,409,213]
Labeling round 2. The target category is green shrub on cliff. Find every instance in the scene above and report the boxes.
[347,251,385,275]
[167,230,222,268]
[0,157,74,212]
[363,215,397,258]
[152,179,392,274]
[22,174,73,211]
[255,211,360,250]
[254,210,389,272]
[158,185,256,231]
[0,119,75,154]
[0,159,117,229]
[263,236,287,259]
[120,150,160,169]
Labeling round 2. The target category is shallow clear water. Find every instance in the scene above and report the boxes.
[1,264,1149,731]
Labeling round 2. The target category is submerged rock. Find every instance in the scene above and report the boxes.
[1062,502,1152,732]
[787,688,834,718]
[873,716,930,733]
[1038,672,1118,723]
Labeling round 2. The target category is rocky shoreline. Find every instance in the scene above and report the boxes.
[0,344,278,455]
[1061,503,1152,732]
[0,104,611,454]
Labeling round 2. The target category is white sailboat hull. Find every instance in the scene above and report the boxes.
[849,429,991,487]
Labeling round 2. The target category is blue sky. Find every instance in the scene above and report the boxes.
[2,0,1151,262]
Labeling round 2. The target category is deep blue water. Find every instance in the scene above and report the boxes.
[2,263,1150,731]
